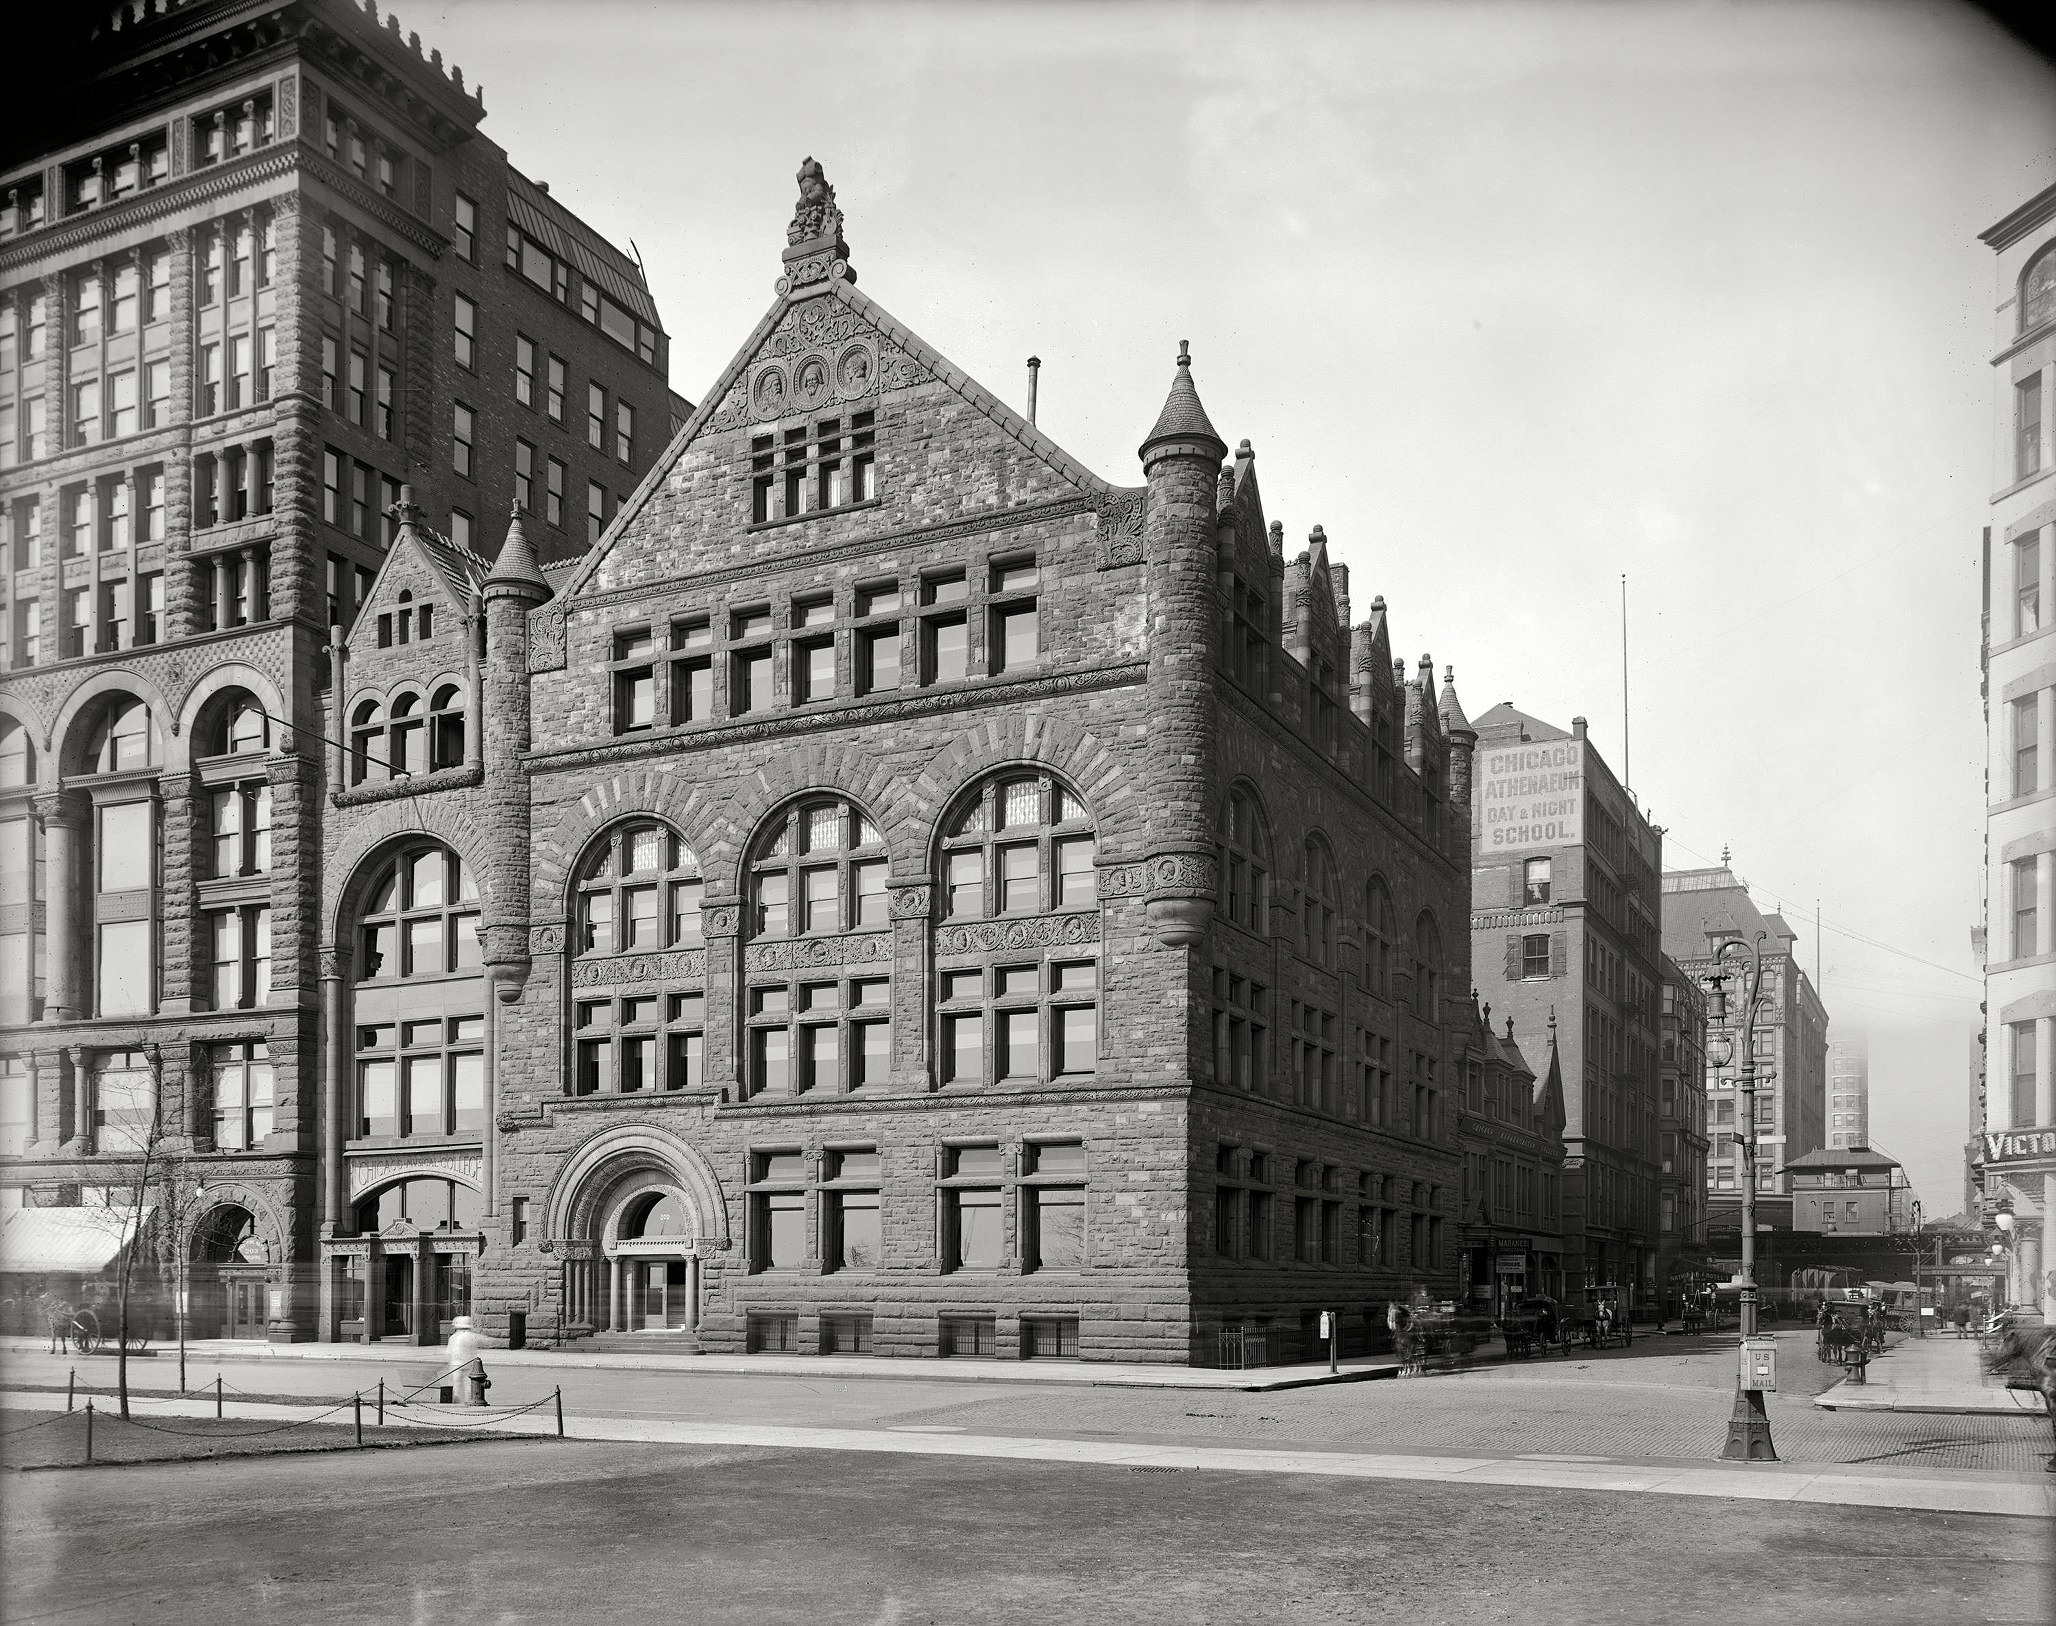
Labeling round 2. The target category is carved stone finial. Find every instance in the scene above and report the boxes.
[788,156,843,247]
[1177,339,1191,368]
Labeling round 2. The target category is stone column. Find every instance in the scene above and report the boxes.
[35,792,84,1021]
[68,1044,92,1154]
[120,469,139,648]
[155,773,197,1014]
[701,901,741,1098]
[320,946,350,1231]
[889,879,931,1088]
[687,1255,702,1330]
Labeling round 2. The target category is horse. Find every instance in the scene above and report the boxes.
[1981,1326,2056,1471]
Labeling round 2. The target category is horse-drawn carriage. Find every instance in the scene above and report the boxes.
[1390,1298,1492,1372]
[1559,1284,1633,1351]
[1814,1291,1886,1376]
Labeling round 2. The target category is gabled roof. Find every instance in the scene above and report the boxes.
[1471,701,1571,743]
[550,247,1129,607]
[1785,1146,1900,1172]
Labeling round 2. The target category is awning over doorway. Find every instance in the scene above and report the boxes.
[0,1206,155,1275]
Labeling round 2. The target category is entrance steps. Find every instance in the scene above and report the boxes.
[556,1332,703,1356]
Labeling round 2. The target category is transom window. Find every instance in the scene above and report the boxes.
[577,822,703,955]
[2023,242,2056,334]
[573,991,704,1096]
[748,799,886,939]
[1218,786,1269,934]
[938,959,1097,1087]
[939,775,1095,920]
[356,844,481,981]
[742,976,890,1098]
[355,1013,485,1139]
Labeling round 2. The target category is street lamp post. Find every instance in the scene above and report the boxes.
[1704,931,1777,1461]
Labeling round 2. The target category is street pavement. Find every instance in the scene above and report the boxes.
[1817,1330,2052,1416]
[3,1438,2049,1626]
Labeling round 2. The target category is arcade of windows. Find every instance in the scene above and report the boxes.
[348,682,468,784]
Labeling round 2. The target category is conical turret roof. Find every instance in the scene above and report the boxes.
[1139,341,1226,456]
[486,505,549,592]
[1438,665,1473,734]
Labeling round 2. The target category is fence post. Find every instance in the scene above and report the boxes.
[377,1378,385,1426]
[353,1391,363,1447]
[67,1368,75,1413]
[216,1375,223,1420]
[84,1399,93,1463]
[554,1386,564,1439]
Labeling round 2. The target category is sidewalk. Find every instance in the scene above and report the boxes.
[1815,1331,2051,1416]
[0,1334,1404,1392]
[7,1390,2048,1518]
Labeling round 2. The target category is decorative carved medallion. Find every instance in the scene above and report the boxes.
[701,906,741,941]
[835,342,875,398]
[791,352,831,411]
[569,948,706,989]
[744,932,891,973]
[751,363,790,421]
[889,885,932,920]
[1096,863,1147,899]
[1144,853,1218,897]
[529,923,566,957]
[933,913,1100,955]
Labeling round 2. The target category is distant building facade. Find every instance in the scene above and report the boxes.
[1662,864,1829,1234]
[1656,953,1710,1303]
[1827,1033,1869,1150]
[1468,704,1663,1313]
[0,0,683,1338]
[1977,179,2056,1320]
[1453,1000,1566,1314]
[1785,1146,1911,1238]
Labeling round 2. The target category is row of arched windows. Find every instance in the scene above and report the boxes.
[349,685,466,784]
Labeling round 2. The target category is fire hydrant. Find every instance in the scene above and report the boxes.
[446,1315,491,1407]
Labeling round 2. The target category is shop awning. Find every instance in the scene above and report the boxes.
[0,1206,154,1275]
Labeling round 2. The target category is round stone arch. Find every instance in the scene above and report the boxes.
[174,661,290,757]
[543,804,708,934]
[0,687,55,768]
[713,739,927,881]
[183,1181,293,1266]
[544,1122,731,1251]
[916,711,1139,858]
[324,802,492,946]
[532,766,709,914]
[50,668,178,776]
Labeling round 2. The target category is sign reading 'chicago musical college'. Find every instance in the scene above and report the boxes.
[1477,740,1584,851]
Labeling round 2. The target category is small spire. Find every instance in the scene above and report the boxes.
[1267,520,1285,559]
[485,502,548,589]
[1139,340,1225,459]
[1438,664,1472,734]
[1721,844,1731,866]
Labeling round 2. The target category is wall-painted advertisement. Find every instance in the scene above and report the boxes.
[1477,740,1584,851]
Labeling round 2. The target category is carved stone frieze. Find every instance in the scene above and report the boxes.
[1093,491,1146,569]
[569,948,706,989]
[933,913,1100,956]
[701,905,741,941]
[744,932,891,973]
[529,609,568,673]
[529,923,566,958]
[1096,863,1147,899]
[889,884,932,920]
[1143,852,1218,897]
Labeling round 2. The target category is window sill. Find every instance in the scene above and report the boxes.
[334,764,481,806]
[747,497,882,534]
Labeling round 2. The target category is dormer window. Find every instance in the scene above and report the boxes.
[750,412,875,524]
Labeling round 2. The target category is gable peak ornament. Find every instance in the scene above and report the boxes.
[779,157,854,292]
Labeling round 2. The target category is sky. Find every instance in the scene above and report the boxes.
[405,0,2056,1216]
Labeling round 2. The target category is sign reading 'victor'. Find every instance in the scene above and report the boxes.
[1984,1129,2056,1164]
[1477,740,1584,851]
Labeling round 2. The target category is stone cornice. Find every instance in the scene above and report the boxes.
[333,763,483,807]
[523,660,1147,777]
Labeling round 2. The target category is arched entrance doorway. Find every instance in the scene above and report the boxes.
[193,1206,267,1340]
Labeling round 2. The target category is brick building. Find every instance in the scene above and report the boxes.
[0,0,682,1337]
[1661,862,1829,1234]
[1827,1032,1869,1150]
[304,159,1483,1364]
[1467,703,1665,1314]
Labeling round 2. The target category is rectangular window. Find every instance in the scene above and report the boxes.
[2019,374,2044,482]
[616,399,634,463]
[2013,857,2040,959]
[733,648,773,716]
[924,614,968,685]
[546,355,566,422]
[514,440,534,512]
[947,1185,1003,1270]
[794,638,835,704]
[588,382,606,450]
[1521,932,1551,978]
[515,335,535,407]
[71,379,99,446]
[453,403,474,477]
[546,457,566,527]
[588,481,606,544]
[258,329,276,403]
[453,193,477,262]
[2016,694,2041,798]
[2013,1021,2038,1128]
[347,349,366,425]
[943,1011,983,1084]
[1524,857,1552,905]
[109,370,136,438]
[453,293,476,368]
[2017,535,2043,638]
[829,1185,881,1271]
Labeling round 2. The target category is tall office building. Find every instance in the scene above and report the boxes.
[1827,1033,1869,1150]
[1977,179,2056,1319]
[1468,703,1665,1313]
[0,0,683,1338]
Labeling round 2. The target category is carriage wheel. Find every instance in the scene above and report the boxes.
[72,1310,100,1356]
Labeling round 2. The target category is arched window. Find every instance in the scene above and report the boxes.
[349,699,384,785]
[429,683,465,770]
[0,715,36,786]
[741,798,892,1098]
[395,588,415,646]
[938,773,1095,920]
[1302,838,1338,966]
[748,797,886,940]
[200,694,270,756]
[356,843,481,982]
[354,1176,483,1233]
[85,696,157,773]
[1218,786,1269,935]
[1364,878,1394,998]
[388,692,425,775]
[577,822,702,955]
[2024,242,2056,334]
[1414,910,1442,1022]
[625,1191,691,1240]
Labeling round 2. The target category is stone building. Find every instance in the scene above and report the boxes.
[1977,178,2056,1322]
[0,0,683,1338]
[306,161,1482,1364]
[1661,861,1829,1234]
[1467,703,1665,1314]
[1452,1000,1565,1314]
